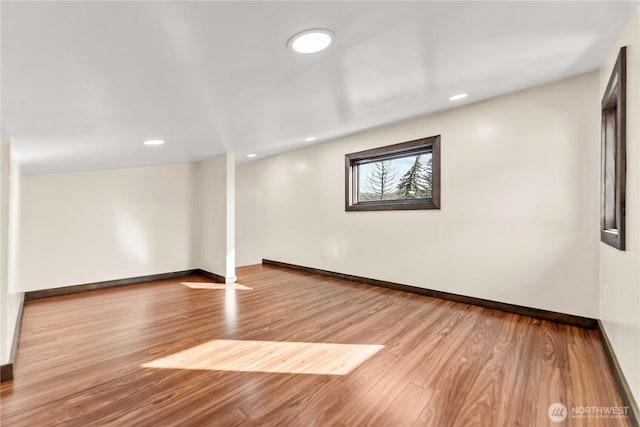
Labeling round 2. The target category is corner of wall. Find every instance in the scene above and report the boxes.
[1,132,9,364]
[225,153,236,282]
[192,153,236,282]
[1,134,25,365]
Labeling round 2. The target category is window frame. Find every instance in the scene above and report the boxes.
[345,135,441,211]
[600,47,626,250]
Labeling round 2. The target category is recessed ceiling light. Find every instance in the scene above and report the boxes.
[247,153,257,158]
[449,93,468,101]
[305,136,316,142]
[287,29,334,54]
[143,139,165,146]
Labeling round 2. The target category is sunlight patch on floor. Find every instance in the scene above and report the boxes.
[142,340,384,375]
[181,282,253,290]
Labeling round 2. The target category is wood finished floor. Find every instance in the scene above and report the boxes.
[0,264,630,427]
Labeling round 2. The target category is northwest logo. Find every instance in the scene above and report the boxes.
[548,403,568,423]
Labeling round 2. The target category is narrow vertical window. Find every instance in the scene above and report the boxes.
[600,47,626,250]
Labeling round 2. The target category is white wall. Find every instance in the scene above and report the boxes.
[599,8,640,405]
[1,132,10,363]
[18,163,194,291]
[192,154,236,282]
[237,72,601,318]
[1,133,24,365]
[236,162,265,266]
[6,151,23,363]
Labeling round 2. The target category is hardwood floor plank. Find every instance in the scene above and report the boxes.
[0,265,630,426]
[382,382,434,426]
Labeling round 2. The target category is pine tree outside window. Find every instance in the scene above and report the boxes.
[345,136,440,211]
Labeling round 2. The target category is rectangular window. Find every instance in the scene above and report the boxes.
[345,136,440,211]
[600,47,626,250]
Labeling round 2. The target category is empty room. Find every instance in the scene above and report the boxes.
[1,1,639,426]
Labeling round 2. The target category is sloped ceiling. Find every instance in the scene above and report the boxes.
[1,1,637,173]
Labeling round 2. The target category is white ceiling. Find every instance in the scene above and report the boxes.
[2,1,638,174]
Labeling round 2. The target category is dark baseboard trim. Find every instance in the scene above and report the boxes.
[5,269,225,381]
[262,259,598,329]
[598,320,639,427]
[1,293,25,382]
[0,362,14,382]
[194,269,226,283]
[0,363,12,382]
[25,270,200,301]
